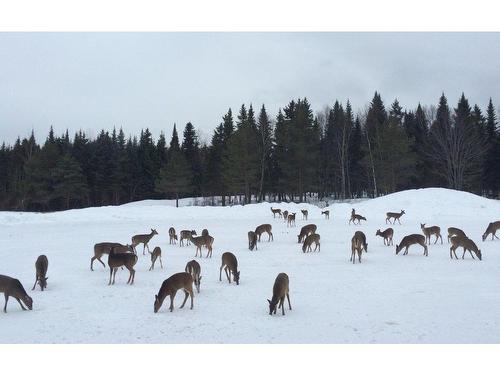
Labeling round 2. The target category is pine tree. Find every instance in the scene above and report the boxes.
[156,149,191,207]
[51,154,89,209]
[181,122,202,196]
[257,104,273,201]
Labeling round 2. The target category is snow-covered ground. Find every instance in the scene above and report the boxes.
[0,188,499,343]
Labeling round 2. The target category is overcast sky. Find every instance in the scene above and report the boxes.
[0,32,499,145]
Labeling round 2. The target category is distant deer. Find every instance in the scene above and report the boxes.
[0,275,33,313]
[32,255,48,291]
[350,232,365,264]
[271,207,282,218]
[154,272,194,313]
[376,228,394,246]
[108,247,138,285]
[248,231,258,250]
[267,273,291,316]
[349,211,366,225]
[447,227,467,243]
[255,224,273,242]
[191,234,214,258]
[302,233,320,253]
[282,210,289,221]
[168,227,178,245]
[185,260,202,293]
[450,236,482,260]
[301,209,308,220]
[421,224,443,244]
[219,252,240,285]
[396,234,428,256]
[482,221,500,241]
[180,230,197,246]
[148,246,163,271]
[91,242,134,271]
[132,228,158,255]
[287,213,296,227]
[321,210,330,219]
[386,210,405,224]
[297,224,317,243]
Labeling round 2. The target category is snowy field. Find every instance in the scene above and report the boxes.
[0,188,499,344]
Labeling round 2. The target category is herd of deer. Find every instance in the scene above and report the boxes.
[1,205,499,315]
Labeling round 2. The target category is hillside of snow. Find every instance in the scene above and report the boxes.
[0,188,499,343]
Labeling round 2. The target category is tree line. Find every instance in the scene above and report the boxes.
[0,92,498,211]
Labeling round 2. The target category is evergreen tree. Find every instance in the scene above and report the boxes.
[51,154,89,209]
[156,149,191,207]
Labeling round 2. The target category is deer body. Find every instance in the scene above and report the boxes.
[297,224,317,243]
[180,230,197,246]
[248,231,258,250]
[32,255,48,291]
[132,229,158,255]
[287,213,296,227]
[271,207,282,218]
[302,233,320,253]
[447,227,467,243]
[108,248,138,285]
[349,213,366,225]
[185,260,202,293]
[282,210,289,221]
[191,234,214,258]
[0,275,33,313]
[91,242,124,271]
[386,210,405,224]
[396,234,428,256]
[482,221,500,241]
[154,272,194,313]
[350,231,367,263]
[268,273,291,316]
[450,236,482,260]
[219,252,240,285]
[148,246,163,271]
[376,228,394,246]
[255,224,273,242]
[168,227,178,245]
[301,209,308,220]
[321,210,330,219]
[421,224,443,244]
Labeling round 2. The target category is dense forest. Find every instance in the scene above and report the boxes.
[0,92,499,211]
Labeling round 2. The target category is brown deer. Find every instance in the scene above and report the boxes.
[202,229,209,237]
[271,207,282,218]
[219,252,240,285]
[185,260,201,293]
[191,234,214,258]
[282,210,289,221]
[421,224,443,244]
[447,227,467,243]
[396,234,428,256]
[349,212,366,225]
[168,227,178,245]
[301,209,308,220]
[32,255,48,291]
[248,231,258,250]
[268,273,291,316]
[180,230,197,246]
[132,228,158,255]
[450,236,482,260]
[91,242,134,271]
[297,224,317,243]
[482,221,500,241]
[255,224,273,242]
[386,210,405,224]
[376,228,394,246]
[287,213,296,227]
[302,233,320,253]
[108,247,138,285]
[350,232,365,264]
[321,210,330,219]
[0,275,33,313]
[154,272,194,313]
[148,246,163,271]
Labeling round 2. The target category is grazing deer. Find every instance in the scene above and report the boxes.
[482,221,500,241]
[32,255,48,291]
[271,207,282,218]
[396,234,428,256]
[376,228,394,246]
[91,242,134,271]
[168,227,178,245]
[386,210,405,224]
[450,236,482,260]
[0,275,33,313]
[287,213,296,227]
[148,246,163,271]
[301,209,308,220]
[321,210,330,219]
[447,227,467,243]
[282,210,289,221]
[297,224,317,243]
[421,224,443,244]
[132,228,158,255]
[185,260,202,293]
[108,247,138,285]
[219,252,240,285]
[302,233,320,253]
[154,272,194,313]
[349,212,366,225]
[180,230,197,246]
[255,224,273,242]
[191,234,214,258]
[248,231,258,251]
[268,273,291,316]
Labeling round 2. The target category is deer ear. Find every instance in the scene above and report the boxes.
[267,299,271,304]
[44,277,48,281]
[155,294,158,300]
